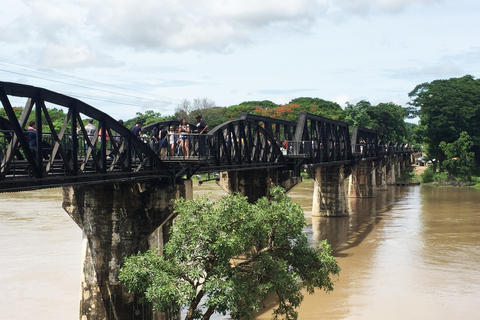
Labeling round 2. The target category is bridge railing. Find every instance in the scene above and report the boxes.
[352,143,385,158]
[282,140,312,157]
[0,129,162,179]
[145,133,212,160]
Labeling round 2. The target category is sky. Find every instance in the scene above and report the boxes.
[1,0,479,121]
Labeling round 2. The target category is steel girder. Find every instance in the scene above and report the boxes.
[205,119,286,171]
[0,82,170,192]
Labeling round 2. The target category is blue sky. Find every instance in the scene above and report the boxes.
[1,0,479,121]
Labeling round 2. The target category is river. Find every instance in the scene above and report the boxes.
[1,182,479,319]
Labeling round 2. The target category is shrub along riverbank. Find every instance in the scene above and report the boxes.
[401,165,480,188]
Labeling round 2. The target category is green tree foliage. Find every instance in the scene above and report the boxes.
[174,98,228,128]
[224,101,279,119]
[288,97,346,121]
[190,107,228,129]
[124,110,172,129]
[229,98,346,123]
[406,123,424,149]
[344,100,412,143]
[1,107,68,132]
[409,75,480,168]
[119,187,340,320]
[344,100,375,128]
[439,131,475,181]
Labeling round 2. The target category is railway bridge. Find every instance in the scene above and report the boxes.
[0,82,414,320]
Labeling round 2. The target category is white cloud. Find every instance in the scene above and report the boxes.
[36,43,123,68]
[79,0,327,52]
[333,0,442,15]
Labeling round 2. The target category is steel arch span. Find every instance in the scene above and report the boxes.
[0,82,170,192]
[205,119,287,171]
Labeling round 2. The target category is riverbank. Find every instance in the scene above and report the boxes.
[406,164,480,188]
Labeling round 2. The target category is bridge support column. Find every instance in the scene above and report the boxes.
[400,157,406,172]
[396,158,402,178]
[348,161,375,198]
[386,160,396,185]
[216,169,301,203]
[63,179,192,320]
[311,165,349,217]
[375,162,388,191]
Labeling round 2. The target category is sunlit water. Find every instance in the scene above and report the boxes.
[1,183,479,319]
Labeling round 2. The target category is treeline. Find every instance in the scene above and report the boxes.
[171,97,415,145]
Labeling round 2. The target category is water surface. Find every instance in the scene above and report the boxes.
[1,183,479,319]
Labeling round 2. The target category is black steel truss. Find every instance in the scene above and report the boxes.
[0,82,414,192]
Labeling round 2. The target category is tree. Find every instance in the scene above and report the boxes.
[119,187,340,320]
[174,99,194,121]
[344,100,413,143]
[174,98,223,126]
[409,75,480,169]
[224,101,279,119]
[288,97,346,121]
[344,100,375,128]
[124,110,172,129]
[190,107,228,129]
[368,102,411,143]
[439,131,475,181]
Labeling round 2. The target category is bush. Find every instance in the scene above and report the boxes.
[300,171,309,179]
[433,171,449,182]
[421,166,435,183]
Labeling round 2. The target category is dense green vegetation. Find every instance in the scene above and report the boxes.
[409,75,480,184]
[119,187,340,320]
[344,100,415,144]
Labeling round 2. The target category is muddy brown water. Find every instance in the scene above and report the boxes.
[1,182,479,319]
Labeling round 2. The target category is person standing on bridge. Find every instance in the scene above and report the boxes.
[159,125,168,157]
[150,126,159,153]
[195,115,208,156]
[131,121,142,138]
[85,119,96,156]
[27,121,37,154]
[168,126,175,156]
[179,118,190,157]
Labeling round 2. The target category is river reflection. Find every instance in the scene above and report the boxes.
[257,184,480,320]
[0,183,479,320]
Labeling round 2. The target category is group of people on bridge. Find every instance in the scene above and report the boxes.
[81,115,209,159]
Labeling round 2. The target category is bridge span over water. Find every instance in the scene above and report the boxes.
[0,81,412,193]
[0,81,414,320]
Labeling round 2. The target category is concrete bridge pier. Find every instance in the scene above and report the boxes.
[386,160,396,185]
[404,154,413,170]
[216,169,302,203]
[400,156,406,172]
[375,161,388,191]
[63,179,192,320]
[396,157,402,178]
[311,165,349,217]
[348,161,376,198]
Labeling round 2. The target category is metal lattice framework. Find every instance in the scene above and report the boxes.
[351,125,381,159]
[291,112,352,166]
[205,119,286,171]
[0,82,169,191]
[239,113,297,145]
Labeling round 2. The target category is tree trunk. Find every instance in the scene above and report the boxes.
[201,306,216,320]
[185,291,204,320]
